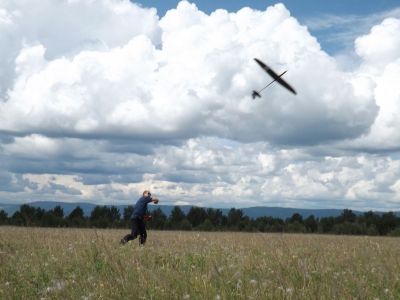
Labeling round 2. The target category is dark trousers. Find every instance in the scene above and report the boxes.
[122,217,147,245]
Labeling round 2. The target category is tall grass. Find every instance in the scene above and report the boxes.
[1,227,399,299]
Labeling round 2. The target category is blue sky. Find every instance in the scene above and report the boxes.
[135,0,400,16]
[1,0,400,210]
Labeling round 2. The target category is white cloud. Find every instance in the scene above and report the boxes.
[2,136,400,210]
[355,18,400,71]
[4,134,59,159]
[0,1,378,146]
[0,0,160,98]
[345,18,400,150]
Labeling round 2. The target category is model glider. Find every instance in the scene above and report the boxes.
[252,58,296,99]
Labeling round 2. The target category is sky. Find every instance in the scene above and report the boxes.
[0,0,400,211]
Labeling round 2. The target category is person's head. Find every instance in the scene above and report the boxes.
[143,190,151,197]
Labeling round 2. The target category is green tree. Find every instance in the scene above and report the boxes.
[88,206,120,228]
[149,208,167,229]
[179,218,192,231]
[198,219,214,231]
[388,227,400,237]
[304,215,318,233]
[69,206,84,219]
[34,207,46,226]
[271,218,285,232]
[0,210,8,225]
[169,206,186,228]
[332,222,365,235]
[16,204,36,226]
[187,207,207,228]
[41,206,65,227]
[123,206,134,222]
[339,209,356,223]
[287,221,306,233]
[109,206,121,227]
[361,211,380,227]
[366,224,379,236]
[378,212,398,235]
[206,208,223,228]
[289,213,303,224]
[52,206,64,219]
[68,206,86,227]
[319,217,335,233]
[227,208,244,229]
[238,216,251,231]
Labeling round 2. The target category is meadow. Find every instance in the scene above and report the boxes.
[0,227,399,299]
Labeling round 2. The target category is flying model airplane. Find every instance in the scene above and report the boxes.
[252,58,296,99]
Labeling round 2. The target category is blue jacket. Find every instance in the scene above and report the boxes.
[132,195,152,219]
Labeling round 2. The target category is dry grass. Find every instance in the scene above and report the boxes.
[1,226,399,299]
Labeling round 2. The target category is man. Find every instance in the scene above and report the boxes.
[120,190,159,245]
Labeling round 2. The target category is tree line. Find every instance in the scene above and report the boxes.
[1,204,400,236]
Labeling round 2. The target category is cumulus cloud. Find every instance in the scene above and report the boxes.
[0,0,160,96]
[2,134,400,209]
[0,1,378,146]
[355,18,400,68]
[0,0,400,210]
[149,139,400,209]
[345,18,400,151]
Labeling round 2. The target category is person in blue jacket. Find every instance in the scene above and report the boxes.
[120,190,159,245]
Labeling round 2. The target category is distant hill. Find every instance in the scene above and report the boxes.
[241,206,348,219]
[0,201,399,219]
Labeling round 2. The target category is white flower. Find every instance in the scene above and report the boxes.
[250,279,257,285]
[45,280,66,293]
[236,279,242,290]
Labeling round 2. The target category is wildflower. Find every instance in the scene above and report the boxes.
[82,293,93,300]
[45,280,66,293]
[250,279,257,285]
[236,279,242,290]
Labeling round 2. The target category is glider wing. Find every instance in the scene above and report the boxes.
[254,58,296,95]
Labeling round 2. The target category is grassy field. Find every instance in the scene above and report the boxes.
[1,227,399,299]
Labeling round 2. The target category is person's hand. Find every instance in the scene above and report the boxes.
[152,198,159,204]
[143,215,153,221]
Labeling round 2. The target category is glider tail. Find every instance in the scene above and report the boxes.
[252,90,261,99]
